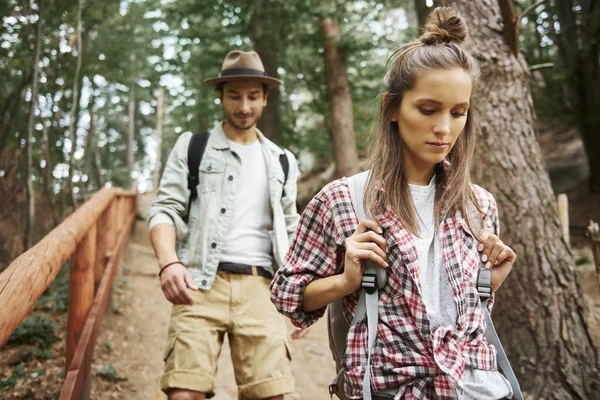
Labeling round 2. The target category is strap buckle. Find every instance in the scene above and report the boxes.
[476,268,492,300]
[361,270,377,294]
[328,383,338,396]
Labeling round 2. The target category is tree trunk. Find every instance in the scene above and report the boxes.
[152,87,164,190]
[320,17,360,178]
[24,0,44,250]
[252,2,281,144]
[84,84,98,191]
[67,0,85,208]
[42,122,52,196]
[552,0,600,192]
[127,64,136,188]
[446,1,600,397]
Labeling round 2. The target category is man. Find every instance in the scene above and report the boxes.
[148,50,305,400]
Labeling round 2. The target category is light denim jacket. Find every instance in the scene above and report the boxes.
[147,124,300,290]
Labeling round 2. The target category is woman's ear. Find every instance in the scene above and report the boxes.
[383,92,398,122]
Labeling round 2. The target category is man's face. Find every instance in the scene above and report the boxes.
[219,81,267,131]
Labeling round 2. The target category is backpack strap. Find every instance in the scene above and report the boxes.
[346,170,385,400]
[477,269,524,400]
[186,132,210,218]
[277,145,289,197]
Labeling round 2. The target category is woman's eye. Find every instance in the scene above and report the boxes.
[452,111,467,118]
[419,108,435,115]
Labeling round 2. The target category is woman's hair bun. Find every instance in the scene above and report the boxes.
[420,7,468,45]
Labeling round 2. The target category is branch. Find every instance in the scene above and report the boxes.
[518,0,549,23]
[530,62,554,70]
[498,0,520,57]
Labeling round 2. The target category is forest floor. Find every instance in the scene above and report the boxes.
[1,122,599,399]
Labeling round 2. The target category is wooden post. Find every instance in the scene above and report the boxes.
[587,220,600,285]
[94,201,114,291]
[557,193,570,248]
[66,224,97,369]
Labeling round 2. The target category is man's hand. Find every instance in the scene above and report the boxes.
[477,229,517,292]
[160,263,198,305]
[290,326,311,340]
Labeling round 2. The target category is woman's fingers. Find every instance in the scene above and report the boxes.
[354,219,383,236]
[354,248,388,269]
[353,230,387,249]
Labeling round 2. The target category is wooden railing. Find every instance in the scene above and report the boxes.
[0,187,137,399]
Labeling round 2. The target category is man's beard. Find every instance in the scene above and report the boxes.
[226,112,260,131]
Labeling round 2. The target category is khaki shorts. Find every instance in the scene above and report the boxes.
[161,272,294,399]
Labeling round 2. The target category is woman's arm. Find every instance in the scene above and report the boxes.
[302,219,387,312]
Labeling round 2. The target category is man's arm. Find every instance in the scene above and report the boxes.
[151,223,197,305]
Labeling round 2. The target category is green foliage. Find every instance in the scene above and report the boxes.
[96,364,126,382]
[35,262,70,313]
[0,363,26,388]
[6,315,59,348]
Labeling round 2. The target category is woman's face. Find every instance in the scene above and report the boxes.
[391,67,472,176]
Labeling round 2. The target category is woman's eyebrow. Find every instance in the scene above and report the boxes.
[416,98,470,107]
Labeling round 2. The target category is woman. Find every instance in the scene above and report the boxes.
[271,7,516,400]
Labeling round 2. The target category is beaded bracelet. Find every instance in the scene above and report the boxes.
[158,261,184,279]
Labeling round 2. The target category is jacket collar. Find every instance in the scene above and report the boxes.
[210,122,285,157]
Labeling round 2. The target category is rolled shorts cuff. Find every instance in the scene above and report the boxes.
[238,375,295,399]
[160,370,216,397]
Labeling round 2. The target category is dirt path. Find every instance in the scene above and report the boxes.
[90,193,336,400]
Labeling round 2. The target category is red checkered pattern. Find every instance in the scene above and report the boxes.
[271,179,500,400]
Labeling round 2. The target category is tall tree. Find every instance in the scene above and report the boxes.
[252,0,281,143]
[24,0,44,250]
[321,17,359,178]
[127,57,136,188]
[437,0,600,397]
[152,87,164,190]
[66,0,85,207]
[551,0,600,192]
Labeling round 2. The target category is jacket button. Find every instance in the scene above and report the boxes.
[228,175,233,181]
[211,243,217,248]
[201,279,207,286]
[207,165,212,171]
[221,208,226,214]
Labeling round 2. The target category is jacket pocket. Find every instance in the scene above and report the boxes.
[198,158,225,193]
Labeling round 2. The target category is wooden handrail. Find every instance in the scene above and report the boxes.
[0,186,137,399]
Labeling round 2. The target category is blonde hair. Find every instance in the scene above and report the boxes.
[366,7,482,236]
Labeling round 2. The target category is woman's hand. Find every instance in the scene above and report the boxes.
[477,229,516,292]
[342,219,388,293]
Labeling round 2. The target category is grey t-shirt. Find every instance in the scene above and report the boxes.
[408,177,512,400]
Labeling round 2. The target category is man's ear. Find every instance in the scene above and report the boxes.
[263,92,268,107]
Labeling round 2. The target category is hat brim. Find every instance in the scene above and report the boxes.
[203,75,281,89]
[204,75,281,89]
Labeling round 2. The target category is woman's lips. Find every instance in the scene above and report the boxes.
[427,142,449,149]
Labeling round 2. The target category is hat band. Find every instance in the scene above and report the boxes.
[220,68,268,78]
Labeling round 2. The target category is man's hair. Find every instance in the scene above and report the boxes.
[216,82,269,95]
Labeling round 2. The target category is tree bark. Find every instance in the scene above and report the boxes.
[320,17,360,178]
[252,1,281,144]
[152,87,164,191]
[84,83,99,191]
[447,1,600,397]
[67,0,85,208]
[127,63,136,188]
[42,122,52,197]
[24,0,44,250]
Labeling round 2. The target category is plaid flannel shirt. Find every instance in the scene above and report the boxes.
[271,178,500,399]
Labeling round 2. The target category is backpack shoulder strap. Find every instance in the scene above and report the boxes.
[277,145,289,197]
[187,132,210,216]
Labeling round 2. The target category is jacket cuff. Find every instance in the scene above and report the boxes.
[148,213,175,231]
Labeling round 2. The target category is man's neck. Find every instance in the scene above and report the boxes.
[223,122,259,145]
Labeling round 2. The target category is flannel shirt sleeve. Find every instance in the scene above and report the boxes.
[270,190,340,328]
[482,192,500,312]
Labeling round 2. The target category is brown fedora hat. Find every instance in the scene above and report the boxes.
[203,50,281,88]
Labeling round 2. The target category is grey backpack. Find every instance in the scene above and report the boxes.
[326,170,523,400]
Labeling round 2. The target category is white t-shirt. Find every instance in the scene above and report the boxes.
[220,140,273,268]
[409,177,512,400]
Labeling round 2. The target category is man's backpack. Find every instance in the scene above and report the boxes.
[185,131,290,217]
[326,170,523,400]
